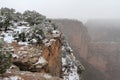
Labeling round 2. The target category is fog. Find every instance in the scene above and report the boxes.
[0,0,120,22]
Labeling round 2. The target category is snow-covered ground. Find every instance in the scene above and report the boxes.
[0,24,30,44]
[14,26,30,34]
[62,45,80,80]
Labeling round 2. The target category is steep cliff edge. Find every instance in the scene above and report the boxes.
[53,19,90,60]
[0,8,84,80]
[53,19,107,80]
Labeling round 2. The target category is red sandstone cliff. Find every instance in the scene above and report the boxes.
[53,19,108,80]
[53,19,90,60]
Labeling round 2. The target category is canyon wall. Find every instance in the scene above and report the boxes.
[53,19,108,80]
[86,20,120,80]
[53,19,90,60]
[88,42,120,80]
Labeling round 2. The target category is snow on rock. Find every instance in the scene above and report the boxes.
[61,41,83,80]
[14,26,30,34]
[2,76,23,80]
[68,66,80,80]
[1,32,14,43]
[52,30,61,37]
[18,42,29,46]
[62,58,67,66]
[34,56,48,68]
[43,39,56,47]
[30,39,37,43]
[43,74,52,79]
[12,53,19,59]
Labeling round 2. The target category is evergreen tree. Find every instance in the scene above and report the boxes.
[0,40,12,74]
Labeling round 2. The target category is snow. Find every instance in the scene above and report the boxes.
[35,56,48,65]
[13,22,18,27]
[68,66,80,80]
[42,39,51,46]
[52,30,59,34]
[0,25,29,44]
[50,39,56,42]
[12,53,19,58]
[62,66,80,80]
[62,58,67,66]
[43,74,52,79]
[2,32,14,43]
[14,26,30,34]
[18,42,28,46]
[62,46,65,51]
[45,41,52,47]
[2,76,23,80]
[31,39,37,43]
[52,30,61,37]
[62,45,81,80]
[43,39,56,47]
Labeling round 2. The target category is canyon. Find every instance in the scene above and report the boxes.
[53,19,120,80]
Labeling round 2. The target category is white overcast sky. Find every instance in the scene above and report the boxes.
[0,0,120,22]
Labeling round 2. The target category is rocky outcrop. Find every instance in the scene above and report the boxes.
[12,37,62,77]
[0,65,62,80]
[0,8,84,80]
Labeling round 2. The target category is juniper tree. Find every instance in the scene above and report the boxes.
[23,10,45,26]
[0,40,12,74]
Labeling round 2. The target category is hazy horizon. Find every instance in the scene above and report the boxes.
[0,0,120,22]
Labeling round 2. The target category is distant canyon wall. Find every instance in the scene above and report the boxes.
[86,20,120,80]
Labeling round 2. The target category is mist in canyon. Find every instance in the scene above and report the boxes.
[0,0,120,80]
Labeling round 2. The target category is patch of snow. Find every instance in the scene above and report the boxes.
[43,74,52,79]
[67,46,73,52]
[14,26,30,34]
[18,42,28,46]
[30,39,37,43]
[2,76,23,80]
[52,30,59,34]
[12,53,19,58]
[68,72,79,80]
[50,39,56,42]
[68,67,80,80]
[62,46,65,51]
[35,56,48,65]
[43,39,56,47]
[62,58,67,66]
[44,41,52,47]
[3,32,14,43]
[13,22,18,27]
[52,30,61,37]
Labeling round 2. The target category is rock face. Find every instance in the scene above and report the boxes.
[53,19,109,80]
[12,38,62,77]
[53,19,90,60]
